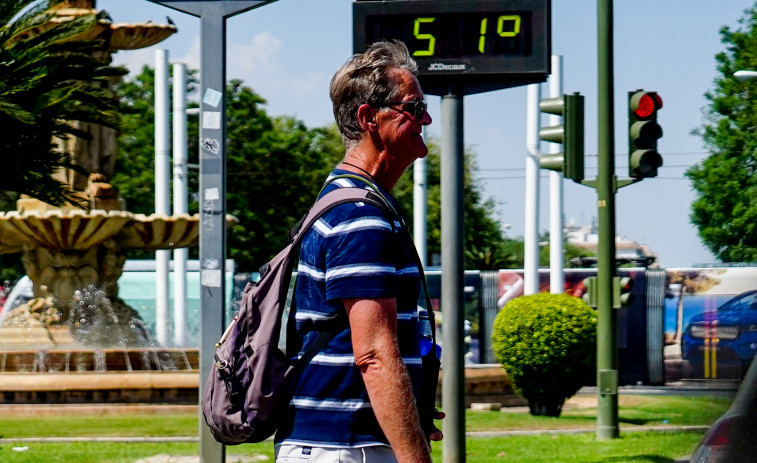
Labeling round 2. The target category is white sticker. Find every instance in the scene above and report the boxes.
[203,258,220,270]
[202,111,221,129]
[201,269,222,287]
[201,138,220,154]
[204,187,220,201]
[203,88,223,108]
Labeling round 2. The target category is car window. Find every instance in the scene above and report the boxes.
[718,292,757,312]
[748,293,757,311]
[718,297,740,312]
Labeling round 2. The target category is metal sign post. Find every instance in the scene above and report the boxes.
[145,2,278,461]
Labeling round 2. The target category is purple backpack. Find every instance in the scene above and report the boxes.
[201,187,391,445]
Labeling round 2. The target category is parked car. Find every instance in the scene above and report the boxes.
[682,290,757,378]
[689,353,757,462]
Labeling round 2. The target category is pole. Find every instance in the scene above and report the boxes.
[154,49,170,347]
[549,55,564,294]
[145,3,279,462]
[441,93,465,463]
[524,84,541,295]
[198,9,228,461]
[413,149,427,267]
[596,0,619,439]
[173,62,189,347]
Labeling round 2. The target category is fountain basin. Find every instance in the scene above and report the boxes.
[0,371,198,404]
[0,347,201,404]
[0,348,199,373]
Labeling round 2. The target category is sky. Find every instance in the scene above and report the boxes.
[97,0,755,268]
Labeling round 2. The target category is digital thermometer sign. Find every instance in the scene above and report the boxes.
[353,0,551,95]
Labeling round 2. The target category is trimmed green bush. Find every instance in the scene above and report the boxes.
[492,293,597,417]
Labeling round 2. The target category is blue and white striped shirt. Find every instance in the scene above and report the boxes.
[274,170,423,448]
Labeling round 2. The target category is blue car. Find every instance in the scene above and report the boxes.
[682,290,757,378]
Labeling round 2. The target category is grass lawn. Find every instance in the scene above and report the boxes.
[465,394,731,431]
[0,394,730,462]
[0,432,707,463]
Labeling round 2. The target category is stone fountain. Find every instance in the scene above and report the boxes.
[0,1,193,349]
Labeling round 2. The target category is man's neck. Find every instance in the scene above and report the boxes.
[341,147,401,191]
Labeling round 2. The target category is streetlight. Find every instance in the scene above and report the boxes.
[734,70,757,81]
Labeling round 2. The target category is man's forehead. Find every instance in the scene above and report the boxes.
[389,68,424,98]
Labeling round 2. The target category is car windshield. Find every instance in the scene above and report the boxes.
[718,291,757,312]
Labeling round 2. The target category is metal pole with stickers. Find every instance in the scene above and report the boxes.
[145,2,278,462]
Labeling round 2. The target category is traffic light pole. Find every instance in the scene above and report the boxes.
[596,0,619,440]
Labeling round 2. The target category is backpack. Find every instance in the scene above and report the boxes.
[201,181,439,445]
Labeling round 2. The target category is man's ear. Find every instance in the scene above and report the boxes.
[356,104,378,131]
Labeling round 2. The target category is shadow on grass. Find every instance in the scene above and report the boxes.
[619,417,655,425]
[564,410,661,426]
[598,456,678,463]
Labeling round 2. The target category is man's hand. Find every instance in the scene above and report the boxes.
[428,408,445,442]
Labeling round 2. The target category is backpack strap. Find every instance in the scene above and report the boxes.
[285,187,393,369]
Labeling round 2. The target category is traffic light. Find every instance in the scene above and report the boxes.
[539,92,585,182]
[628,90,663,178]
[613,276,634,308]
[582,276,597,307]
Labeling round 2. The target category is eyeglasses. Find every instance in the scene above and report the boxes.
[373,99,427,121]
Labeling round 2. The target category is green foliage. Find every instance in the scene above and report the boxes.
[463,234,595,271]
[393,143,507,269]
[0,0,126,206]
[538,233,595,267]
[113,67,511,272]
[689,3,757,262]
[224,81,344,270]
[465,244,518,271]
[113,70,343,271]
[492,292,597,416]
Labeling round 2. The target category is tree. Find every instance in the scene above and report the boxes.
[223,80,343,270]
[113,66,200,216]
[393,144,508,269]
[113,70,343,270]
[112,68,511,272]
[689,3,757,262]
[0,0,125,206]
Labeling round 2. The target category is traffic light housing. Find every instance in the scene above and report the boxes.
[628,90,663,178]
[613,276,634,308]
[539,92,585,182]
[582,276,597,307]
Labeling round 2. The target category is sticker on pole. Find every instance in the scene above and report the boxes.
[201,138,220,154]
[201,269,222,287]
[203,88,223,108]
[202,111,221,129]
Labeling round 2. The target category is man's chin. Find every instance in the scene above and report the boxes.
[413,142,429,159]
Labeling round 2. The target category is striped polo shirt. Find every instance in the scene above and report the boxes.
[274,169,423,449]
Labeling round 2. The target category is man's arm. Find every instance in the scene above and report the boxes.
[344,297,431,463]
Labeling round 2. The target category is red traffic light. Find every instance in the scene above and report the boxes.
[633,93,663,118]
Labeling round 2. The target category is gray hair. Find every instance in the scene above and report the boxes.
[329,40,419,149]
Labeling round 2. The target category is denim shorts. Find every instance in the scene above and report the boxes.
[275,444,398,463]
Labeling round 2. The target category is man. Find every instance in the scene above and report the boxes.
[274,41,442,462]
